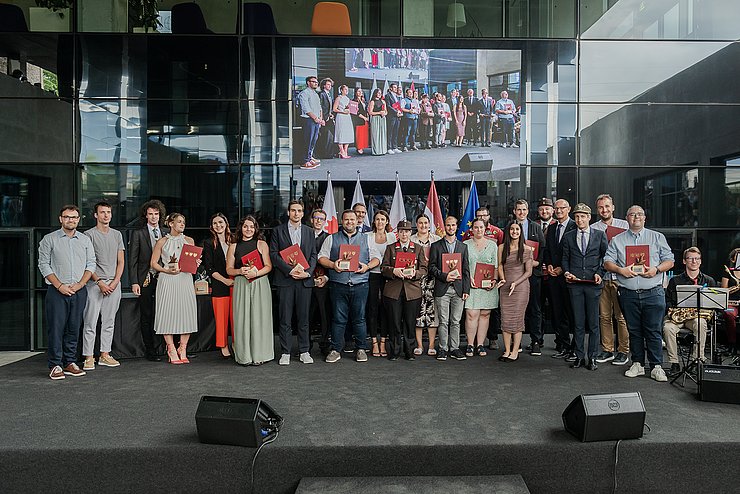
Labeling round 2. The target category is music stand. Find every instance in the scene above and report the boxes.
[670,286,728,387]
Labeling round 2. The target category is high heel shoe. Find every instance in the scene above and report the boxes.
[220,347,232,359]
[371,339,381,357]
[167,345,183,365]
[177,345,190,364]
[379,338,388,357]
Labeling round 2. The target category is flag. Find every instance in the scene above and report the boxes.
[458,176,479,239]
[352,174,371,230]
[322,174,338,234]
[389,173,406,233]
[424,178,444,237]
[410,81,415,93]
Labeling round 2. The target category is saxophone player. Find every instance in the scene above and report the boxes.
[663,247,717,375]
[720,248,740,358]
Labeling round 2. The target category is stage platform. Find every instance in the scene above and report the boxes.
[2,338,739,493]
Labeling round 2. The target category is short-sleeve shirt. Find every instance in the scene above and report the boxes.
[84,227,125,280]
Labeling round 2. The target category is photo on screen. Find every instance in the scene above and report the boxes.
[292,47,523,182]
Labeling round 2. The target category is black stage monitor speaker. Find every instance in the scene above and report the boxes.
[562,392,646,442]
[700,363,740,404]
[458,152,493,172]
[196,396,283,447]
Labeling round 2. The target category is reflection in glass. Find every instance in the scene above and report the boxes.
[0,165,74,226]
[79,99,145,163]
[242,100,291,164]
[241,165,292,228]
[0,99,73,162]
[242,37,291,101]
[77,0,127,32]
[78,35,147,98]
[0,292,29,350]
[0,33,73,98]
[525,40,577,103]
[524,103,576,166]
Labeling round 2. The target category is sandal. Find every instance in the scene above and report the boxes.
[427,348,437,356]
[372,339,381,357]
[413,347,423,356]
[477,345,487,357]
[379,338,388,357]
[465,344,474,357]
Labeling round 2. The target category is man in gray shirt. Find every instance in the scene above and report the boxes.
[38,205,96,380]
[297,75,324,170]
[82,201,126,371]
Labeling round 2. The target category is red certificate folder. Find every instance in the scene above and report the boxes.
[348,100,358,115]
[525,240,539,261]
[606,225,626,242]
[178,244,202,274]
[395,251,417,276]
[391,101,401,112]
[442,253,462,276]
[625,245,650,273]
[280,244,309,270]
[241,250,264,270]
[337,244,360,271]
[474,263,496,288]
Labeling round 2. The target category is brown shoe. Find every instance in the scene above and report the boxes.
[63,363,86,377]
[49,365,65,380]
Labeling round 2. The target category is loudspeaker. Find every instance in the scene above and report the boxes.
[458,152,493,172]
[562,392,646,442]
[700,363,740,404]
[196,396,283,447]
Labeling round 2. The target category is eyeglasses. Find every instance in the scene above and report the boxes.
[312,216,326,221]
[627,212,645,217]
[685,257,701,262]
[308,80,318,84]
[61,215,79,220]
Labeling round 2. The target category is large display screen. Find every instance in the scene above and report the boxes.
[292,47,523,182]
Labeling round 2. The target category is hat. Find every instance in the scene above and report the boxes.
[537,197,553,207]
[396,220,413,231]
[573,203,592,215]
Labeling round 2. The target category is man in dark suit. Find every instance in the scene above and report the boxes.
[536,197,556,351]
[270,200,317,365]
[381,220,428,360]
[428,216,470,361]
[128,199,167,361]
[317,77,336,159]
[309,208,331,356]
[544,198,577,358]
[562,203,608,370]
[385,83,403,154]
[513,199,546,356]
[477,89,494,147]
[464,89,479,145]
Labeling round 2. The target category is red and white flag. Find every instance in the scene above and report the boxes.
[351,173,371,230]
[425,177,444,237]
[389,172,406,233]
[322,173,338,234]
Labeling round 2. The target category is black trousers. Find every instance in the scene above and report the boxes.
[138,279,163,355]
[549,275,574,350]
[384,290,421,359]
[487,308,501,341]
[366,272,387,338]
[310,286,331,352]
[525,275,543,344]
[277,283,312,354]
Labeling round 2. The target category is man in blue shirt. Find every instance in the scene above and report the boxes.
[494,90,518,149]
[38,205,96,380]
[297,76,324,170]
[604,205,675,382]
[400,87,419,151]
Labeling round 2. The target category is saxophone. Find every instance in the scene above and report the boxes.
[724,265,740,295]
[668,307,713,324]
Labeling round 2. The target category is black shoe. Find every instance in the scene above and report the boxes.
[587,360,599,371]
[389,355,399,361]
[669,363,681,375]
[436,349,447,361]
[595,351,614,363]
[186,352,197,359]
[530,342,541,356]
[405,355,415,361]
[449,349,467,360]
[565,352,577,363]
[551,349,569,359]
[343,342,355,353]
[145,354,162,362]
[571,358,586,368]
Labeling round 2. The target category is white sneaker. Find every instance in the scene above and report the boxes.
[83,357,95,371]
[624,362,645,378]
[502,143,508,148]
[511,143,519,148]
[299,352,314,364]
[651,365,668,382]
[279,354,290,366]
[387,149,396,155]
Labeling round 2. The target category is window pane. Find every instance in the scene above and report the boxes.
[79,99,146,163]
[0,233,29,288]
[77,0,128,33]
[525,103,576,166]
[241,165,292,227]
[78,35,147,99]
[242,37,291,101]
[0,2,73,33]
[580,0,740,40]
[0,292,29,350]
[526,40,577,103]
[0,165,75,226]
[0,33,73,97]
[242,100,291,164]
[506,0,576,38]
[0,99,72,162]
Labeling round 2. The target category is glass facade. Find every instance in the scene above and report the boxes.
[0,0,738,349]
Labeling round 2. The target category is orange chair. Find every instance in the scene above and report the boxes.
[311,1,351,35]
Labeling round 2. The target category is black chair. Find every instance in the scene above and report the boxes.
[241,2,278,35]
[0,4,29,32]
[171,2,213,34]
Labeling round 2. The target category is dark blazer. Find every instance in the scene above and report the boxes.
[544,218,576,270]
[269,223,317,288]
[314,230,329,252]
[521,220,545,276]
[477,96,494,117]
[128,225,169,286]
[202,238,231,297]
[561,228,608,281]
[666,271,717,308]
[428,237,470,298]
[380,241,428,301]
[319,90,333,122]
[385,91,401,119]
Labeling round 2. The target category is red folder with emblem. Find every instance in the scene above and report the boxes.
[241,250,264,271]
[474,263,496,288]
[525,240,539,261]
[279,244,309,270]
[337,244,360,272]
[625,245,650,271]
[178,244,202,274]
[442,253,462,275]
[606,225,626,242]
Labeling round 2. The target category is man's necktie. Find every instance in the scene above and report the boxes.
[581,231,587,255]
[556,223,562,243]
[153,228,159,239]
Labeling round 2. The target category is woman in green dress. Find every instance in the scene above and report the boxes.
[463,218,499,357]
[226,216,274,365]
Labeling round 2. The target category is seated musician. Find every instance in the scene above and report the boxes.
[720,248,740,359]
[663,247,717,375]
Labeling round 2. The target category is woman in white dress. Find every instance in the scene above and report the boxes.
[151,213,198,365]
[333,84,354,159]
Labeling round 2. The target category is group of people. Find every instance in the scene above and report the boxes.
[297,76,520,169]
[39,195,740,381]
[349,48,430,72]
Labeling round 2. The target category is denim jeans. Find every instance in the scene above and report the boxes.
[302,118,320,163]
[330,282,369,352]
[46,286,88,368]
[618,286,665,368]
[435,285,464,351]
[404,118,418,148]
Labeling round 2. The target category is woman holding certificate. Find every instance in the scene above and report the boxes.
[463,219,499,357]
[202,213,234,359]
[497,222,533,361]
[226,216,274,366]
[151,213,198,364]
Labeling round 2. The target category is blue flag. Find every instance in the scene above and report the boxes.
[458,176,479,239]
